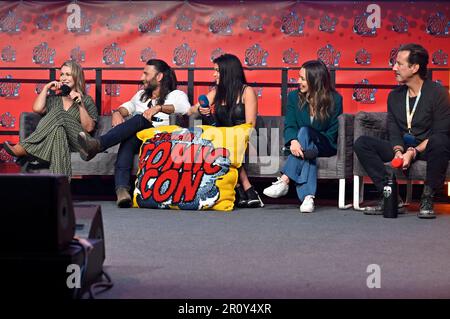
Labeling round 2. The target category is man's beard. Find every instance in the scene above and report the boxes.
[145,78,158,91]
[143,77,159,99]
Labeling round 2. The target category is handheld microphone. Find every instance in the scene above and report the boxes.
[391,157,403,168]
[151,116,163,122]
[198,94,209,108]
[198,94,216,126]
[60,84,71,96]
[60,84,81,104]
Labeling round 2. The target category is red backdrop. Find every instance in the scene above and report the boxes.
[0,0,449,149]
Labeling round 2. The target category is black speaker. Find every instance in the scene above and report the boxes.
[2,238,105,299]
[74,204,106,279]
[0,174,75,252]
[1,203,107,298]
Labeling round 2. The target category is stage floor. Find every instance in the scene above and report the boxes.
[78,200,450,299]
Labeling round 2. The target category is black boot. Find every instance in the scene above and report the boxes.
[235,185,248,208]
[245,186,264,208]
[418,185,436,219]
[364,193,405,215]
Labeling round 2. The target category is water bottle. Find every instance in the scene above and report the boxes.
[383,173,398,218]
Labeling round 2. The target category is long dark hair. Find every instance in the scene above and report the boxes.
[212,54,247,108]
[299,60,335,122]
[140,59,177,106]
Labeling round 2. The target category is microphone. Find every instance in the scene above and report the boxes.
[60,84,71,96]
[391,157,403,168]
[198,94,209,108]
[60,84,81,104]
[198,94,216,125]
[151,116,163,122]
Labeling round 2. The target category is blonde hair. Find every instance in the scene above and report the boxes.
[60,60,86,94]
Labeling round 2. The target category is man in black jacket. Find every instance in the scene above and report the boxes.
[354,43,450,219]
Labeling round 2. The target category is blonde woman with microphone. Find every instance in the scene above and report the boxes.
[2,60,97,176]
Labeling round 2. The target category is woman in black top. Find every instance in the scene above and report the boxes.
[188,54,263,208]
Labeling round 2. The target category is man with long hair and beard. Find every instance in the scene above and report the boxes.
[78,59,190,207]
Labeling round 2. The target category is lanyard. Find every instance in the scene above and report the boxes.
[405,89,421,133]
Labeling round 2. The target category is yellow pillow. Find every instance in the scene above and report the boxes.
[133,123,252,211]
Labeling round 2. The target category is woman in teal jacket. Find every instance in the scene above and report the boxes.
[263,60,343,213]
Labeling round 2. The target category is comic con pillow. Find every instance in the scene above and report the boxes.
[133,123,253,211]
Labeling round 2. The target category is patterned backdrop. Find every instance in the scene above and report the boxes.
[0,0,449,150]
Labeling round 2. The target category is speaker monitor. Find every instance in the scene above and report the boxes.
[74,204,106,265]
[0,173,75,252]
[0,185,107,298]
[2,238,105,299]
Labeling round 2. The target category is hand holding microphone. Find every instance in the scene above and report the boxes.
[69,90,82,105]
[391,157,403,169]
[391,154,412,170]
[391,147,405,169]
[198,95,211,115]
[57,84,82,105]
[198,94,216,125]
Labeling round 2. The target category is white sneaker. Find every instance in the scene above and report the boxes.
[300,195,315,213]
[263,177,289,198]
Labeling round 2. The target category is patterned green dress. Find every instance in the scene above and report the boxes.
[20,95,98,176]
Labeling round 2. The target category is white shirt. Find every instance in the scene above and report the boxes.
[119,89,191,127]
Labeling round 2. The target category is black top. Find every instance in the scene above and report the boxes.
[214,100,246,126]
[206,86,247,127]
[387,79,450,148]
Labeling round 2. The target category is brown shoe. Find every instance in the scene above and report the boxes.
[78,132,101,161]
[116,187,132,208]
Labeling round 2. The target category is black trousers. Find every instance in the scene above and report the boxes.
[354,133,450,193]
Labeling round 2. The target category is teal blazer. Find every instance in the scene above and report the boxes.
[284,90,343,150]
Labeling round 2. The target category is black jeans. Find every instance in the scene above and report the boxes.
[99,114,153,190]
[354,133,450,193]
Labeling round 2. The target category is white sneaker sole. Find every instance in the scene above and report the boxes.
[300,201,315,213]
[263,189,288,198]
